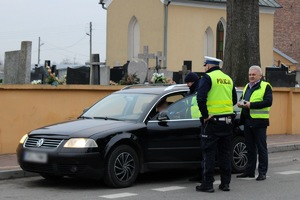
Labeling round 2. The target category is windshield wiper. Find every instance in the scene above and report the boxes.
[93,117,121,121]
[78,116,93,119]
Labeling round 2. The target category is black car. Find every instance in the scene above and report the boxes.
[17,84,247,188]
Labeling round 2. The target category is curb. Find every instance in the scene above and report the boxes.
[268,143,300,153]
[0,168,38,180]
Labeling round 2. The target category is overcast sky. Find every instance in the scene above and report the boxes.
[0,0,107,66]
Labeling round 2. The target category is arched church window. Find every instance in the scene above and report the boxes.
[128,16,140,59]
[216,21,224,60]
[204,27,214,57]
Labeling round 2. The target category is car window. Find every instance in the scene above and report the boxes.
[83,93,157,121]
[148,93,187,120]
[165,95,195,120]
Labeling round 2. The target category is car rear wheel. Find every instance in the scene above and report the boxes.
[104,145,140,188]
[231,136,247,173]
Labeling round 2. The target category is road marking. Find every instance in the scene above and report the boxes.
[276,170,300,175]
[213,180,221,185]
[99,193,138,199]
[236,176,270,180]
[152,186,186,192]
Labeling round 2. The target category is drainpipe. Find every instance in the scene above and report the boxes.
[163,0,171,69]
[99,0,107,10]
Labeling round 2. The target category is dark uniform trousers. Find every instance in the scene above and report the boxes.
[201,118,233,187]
[244,122,268,176]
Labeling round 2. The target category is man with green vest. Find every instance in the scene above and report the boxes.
[184,72,203,182]
[184,72,202,119]
[236,65,273,181]
[196,56,237,193]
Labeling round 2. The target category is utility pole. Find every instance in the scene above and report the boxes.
[38,37,41,67]
[87,22,93,84]
[37,37,44,67]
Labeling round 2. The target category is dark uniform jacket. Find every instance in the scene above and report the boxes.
[188,78,200,95]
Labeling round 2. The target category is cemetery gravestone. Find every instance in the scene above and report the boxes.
[66,66,90,84]
[110,66,124,84]
[138,46,155,67]
[4,51,20,84]
[128,59,148,84]
[4,41,32,84]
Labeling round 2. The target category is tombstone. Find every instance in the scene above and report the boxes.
[128,59,148,83]
[110,66,125,83]
[183,60,192,71]
[180,65,190,84]
[4,41,32,84]
[66,66,90,84]
[89,54,100,85]
[266,65,296,87]
[100,66,110,85]
[4,51,20,84]
[173,72,181,84]
[138,45,155,68]
[31,66,44,82]
[155,51,163,72]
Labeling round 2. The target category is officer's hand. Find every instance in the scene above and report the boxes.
[204,115,213,123]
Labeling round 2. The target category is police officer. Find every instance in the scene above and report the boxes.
[196,56,237,193]
[184,72,200,95]
[236,65,272,181]
[184,72,202,119]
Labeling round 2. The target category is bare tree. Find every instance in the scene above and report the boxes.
[223,0,260,86]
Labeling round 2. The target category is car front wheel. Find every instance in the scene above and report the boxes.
[231,136,248,173]
[104,145,140,188]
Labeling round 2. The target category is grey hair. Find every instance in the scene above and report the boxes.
[249,65,262,76]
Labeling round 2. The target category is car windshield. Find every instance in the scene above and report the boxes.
[81,93,157,121]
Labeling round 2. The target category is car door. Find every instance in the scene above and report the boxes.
[146,95,202,168]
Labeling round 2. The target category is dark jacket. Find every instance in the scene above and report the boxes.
[239,80,273,127]
[188,78,200,95]
[196,67,237,119]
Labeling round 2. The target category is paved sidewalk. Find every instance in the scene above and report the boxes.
[1,134,300,180]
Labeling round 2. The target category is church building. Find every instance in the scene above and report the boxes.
[101,0,281,73]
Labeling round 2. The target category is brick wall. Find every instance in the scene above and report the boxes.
[274,0,300,69]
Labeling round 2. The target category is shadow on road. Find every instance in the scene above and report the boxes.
[24,168,198,189]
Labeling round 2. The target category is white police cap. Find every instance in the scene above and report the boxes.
[204,56,223,66]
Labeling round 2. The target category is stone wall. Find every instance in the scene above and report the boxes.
[274,0,300,69]
[0,85,300,154]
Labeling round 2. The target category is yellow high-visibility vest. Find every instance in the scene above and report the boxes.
[190,95,201,118]
[242,81,271,119]
[206,70,234,115]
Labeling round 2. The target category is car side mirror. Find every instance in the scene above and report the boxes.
[157,111,169,121]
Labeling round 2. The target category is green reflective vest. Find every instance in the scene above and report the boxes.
[242,81,271,119]
[191,95,201,118]
[206,70,234,115]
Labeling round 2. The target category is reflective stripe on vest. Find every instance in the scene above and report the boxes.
[242,81,271,119]
[206,70,234,115]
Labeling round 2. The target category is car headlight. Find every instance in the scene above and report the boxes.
[19,134,28,144]
[63,138,98,148]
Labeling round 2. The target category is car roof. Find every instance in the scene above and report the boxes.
[115,84,242,95]
[115,84,190,95]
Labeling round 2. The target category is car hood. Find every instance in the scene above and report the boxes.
[29,119,137,138]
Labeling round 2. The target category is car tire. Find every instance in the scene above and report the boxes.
[231,136,248,173]
[104,145,140,188]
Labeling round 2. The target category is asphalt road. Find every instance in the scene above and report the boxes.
[0,150,299,200]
